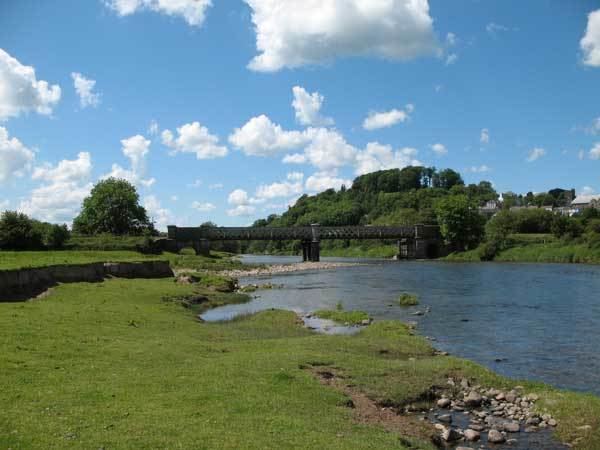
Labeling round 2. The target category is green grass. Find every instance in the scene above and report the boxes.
[444,240,600,265]
[320,245,397,258]
[0,249,249,272]
[1,277,599,448]
[398,293,419,306]
[65,234,148,251]
[313,309,371,325]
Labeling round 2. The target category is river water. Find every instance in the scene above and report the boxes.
[202,256,600,396]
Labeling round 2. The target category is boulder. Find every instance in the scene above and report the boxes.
[464,429,481,441]
[488,429,506,444]
[465,391,483,407]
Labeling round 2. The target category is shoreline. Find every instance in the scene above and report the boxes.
[217,260,364,278]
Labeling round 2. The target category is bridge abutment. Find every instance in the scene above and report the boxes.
[193,239,211,257]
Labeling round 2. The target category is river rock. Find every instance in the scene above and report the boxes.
[488,429,506,444]
[456,447,475,450]
[505,392,517,403]
[437,398,451,408]
[460,378,471,389]
[441,428,462,442]
[504,421,520,433]
[469,423,485,432]
[548,418,557,427]
[465,391,483,407]
[464,429,481,441]
[438,414,452,423]
[360,319,371,326]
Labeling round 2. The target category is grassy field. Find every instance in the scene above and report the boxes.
[0,249,247,272]
[1,274,600,448]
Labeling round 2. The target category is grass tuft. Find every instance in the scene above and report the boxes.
[398,293,419,306]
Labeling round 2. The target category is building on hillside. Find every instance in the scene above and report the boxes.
[479,199,502,217]
[571,195,600,213]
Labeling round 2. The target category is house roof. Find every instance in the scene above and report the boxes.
[571,194,600,205]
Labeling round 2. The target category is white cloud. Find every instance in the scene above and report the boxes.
[363,106,411,130]
[579,149,586,160]
[208,183,223,190]
[355,143,421,175]
[148,119,159,136]
[581,9,600,67]
[446,32,457,46]
[162,121,228,160]
[434,84,443,93]
[103,135,155,187]
[480,128,490,144]
[170,195,178,201]
[143,195,174,231]
[227,204,256,217]
[582,186,596,195]
[282,153,307,164]
[287,171,304,181]
[255,180,303,200]
[431,143,447,156]
[71,72,100,108]
[105,0,212,27]
[245,0,438,72]
[303,128,357,170]
[188,179,203,188]
[0,127,35,183]
[229,115,310,157]
[305,170,352,192]
[32,151,92,183]
[20,152,93,223]
[486,22,509,36]
[590,143,600,160]
[0,48,61,121]
[292,86,333,126]
[445,53,458,65]
[191,201,216,212]
[526,147,546,162]
[228,188,250,206]
[467,165,490,173]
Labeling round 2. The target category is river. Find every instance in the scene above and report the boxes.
[202,256,600,396]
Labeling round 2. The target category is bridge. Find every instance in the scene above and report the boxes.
[163,224,441,262]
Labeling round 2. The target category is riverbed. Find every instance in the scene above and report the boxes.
[202,256,600,396]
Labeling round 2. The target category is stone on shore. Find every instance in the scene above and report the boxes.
[488,429,506,444]
[464,428,481,441]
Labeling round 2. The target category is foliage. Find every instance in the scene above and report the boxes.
[0,211,44,250]
[398,293,419,306]
[313,309,370,325]
[72,178,154,235]
[434,195,485,251]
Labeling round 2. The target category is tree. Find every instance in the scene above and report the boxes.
[432,169,464,190]
[73,178,154,235]
[435,195,485,251]
[0,211,44,250]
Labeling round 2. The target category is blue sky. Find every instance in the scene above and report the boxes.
[1,0,599,228]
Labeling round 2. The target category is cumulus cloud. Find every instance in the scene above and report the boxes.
[71,72,100,108]
[589,143,600,160]
[480,128,490,144]
[245,0,438,72]
[20,152,93,223]
[229,115,309,157]
[255,179,303,200]
[445,53,458,65]
[287,171,304,181]
[144,195,174,231]
[292,86,333,126]
[355,143,421,175]
[581,9,600,67]
[0,127,35,183]
[363,105,412,130]
[486,22,509,36]
[282,153,307,164]
[0,48,61,120]
[467,165,491,173]
[228,188,250,206]
[431,143,447,156]
[105,0,212,26]
[227,204,256,217]
[162,122,228,160]
[305,171,352,192]
[148,119,159,136]
[526,147,546,162]
[303,128,357,170]
[103,135,155,188]
[191,201,216,212]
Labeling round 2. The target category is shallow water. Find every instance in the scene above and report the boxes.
[202,256,600,396]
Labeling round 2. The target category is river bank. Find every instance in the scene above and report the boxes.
[215,260,364,278]
[1,254,599,448]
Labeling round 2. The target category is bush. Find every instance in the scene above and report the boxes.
[45,224,70,248]
[478,239,501,261]
[0,211,44,250]
[398,293,419,306]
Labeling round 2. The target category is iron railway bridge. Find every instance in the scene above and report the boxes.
[164,224,441,262]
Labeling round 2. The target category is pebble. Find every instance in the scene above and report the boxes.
[441,428,462,442]
[504,421,520,433]
[437,398,451,408]
[464,429,481,441]
[438,414,452,423]
[488,429,506,444]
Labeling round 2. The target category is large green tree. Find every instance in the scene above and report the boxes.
[72,178,154,235]
[435,195,485,251]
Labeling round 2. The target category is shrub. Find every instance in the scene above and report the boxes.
[398,293,419,306]
[0,211,44,250]
[44,224,70,248]
[478,239,501,261]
